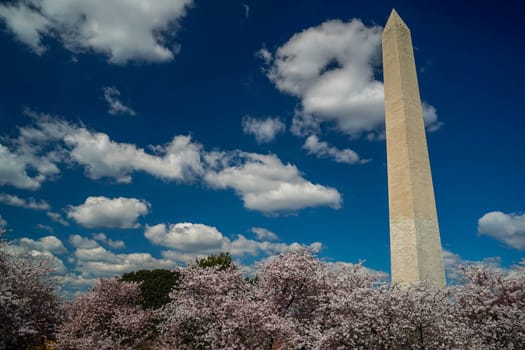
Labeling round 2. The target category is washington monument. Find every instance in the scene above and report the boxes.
[382,9,446,288]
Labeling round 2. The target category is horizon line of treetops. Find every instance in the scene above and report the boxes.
[2,237,525,350]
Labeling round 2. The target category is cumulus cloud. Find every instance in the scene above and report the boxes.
[303,135,365,164]
[47,211,69,226]
[72,243,175,278]
[441,250,466,283]
[36,224,54,233]
[6,235,67,275]
[66,132,204,183]
[242,116,286,143]
[256,46,272,65]
[18,235,67,255]
[0,111,67,190]
[29,249,67,274]
[69,234,99,249]
[10,113,204,184]
[0,0,193,64]
[204,151,342,213]
[44,235,175,297]
[422,103,443,132]
[222,234,318,257]
[5,113,340,214]
[250,227,278,241]
[478,211,525,250]
[146,222,322,262]
[67,196,150,229]
[146,223,224,252]
[262,19,441,137]
[103,86,136,116]
[58,274,98,288]
[0,3,50,54]
[0,193,50,210]
[442,249,508,283]
[92,233,125,249]
[0,144,47,190]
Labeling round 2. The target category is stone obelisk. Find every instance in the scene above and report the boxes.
[382,9,446,288]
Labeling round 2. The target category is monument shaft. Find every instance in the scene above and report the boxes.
[382,10,445,288]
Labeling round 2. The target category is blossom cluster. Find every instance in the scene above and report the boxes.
[2,239,524,350]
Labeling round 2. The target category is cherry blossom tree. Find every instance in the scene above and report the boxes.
[452,261,525,350]
[157,248,525,349]
[311,282,465,349]
[55,278,158,350]
[159,264,294,349]
[4,230,524,350]
[256,248,463,349]
[0,238,60,349]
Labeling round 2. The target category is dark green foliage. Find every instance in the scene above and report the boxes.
[195,252,234,271]
[121,269,180,309]
[245,275,259,285]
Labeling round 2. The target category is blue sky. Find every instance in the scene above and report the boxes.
[0,0,523,296]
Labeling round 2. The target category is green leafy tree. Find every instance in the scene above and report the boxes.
[196,252,234,271]
[121,269,180,310]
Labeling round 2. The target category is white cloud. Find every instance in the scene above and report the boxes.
[47,211,69,226]
[31,229,324,296]
[18,235,67,255]
[92,233,125,249]
[0,111,66,190]
[160,250,204,265]
[6,236,67,275]
[103,86,136,116]
[442,249,507,283]
[478,211,525,250]
[263,19,440,137]
[0,0,193,64]
[242,116,286,143]
[441,250,465,282]
[422,102,443,132]
[145,223,224,252]
[256,46,272,65]
[146,222,323,262]
[66,131,204,183]
[47,234,176,297]
[6,113,340,214]
[204,152,342,213]
[67,196,150,229]
[0,214,7,228]
[0,144,45,190]
[69,234,99,249]
[250,227,278,241]
[77,254,174,277]
[29,249,67,274]
[72,243,175,278]
[0,3,50,54]
[0,193,50,210]
[36,224,54,233]
[302,135,364,164]
[222,234,292,257]
[58,274,98,288]
[13,113,204,184]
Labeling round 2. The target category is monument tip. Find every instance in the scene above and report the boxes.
[385,8,409,30]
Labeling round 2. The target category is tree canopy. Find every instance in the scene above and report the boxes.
[121,269,180,310]
[195,252,234,271]
[0,238,60,349]
[2,239,525,350]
